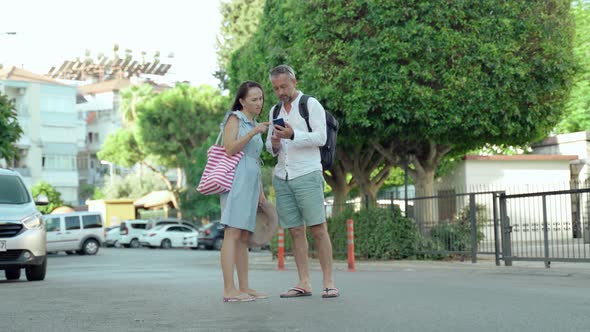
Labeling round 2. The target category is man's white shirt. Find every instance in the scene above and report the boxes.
[265,92,327,180]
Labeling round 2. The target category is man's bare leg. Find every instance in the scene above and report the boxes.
[310,223,335,289]
[288,226,312,292]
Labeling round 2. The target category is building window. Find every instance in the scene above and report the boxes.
[42,155,77,170]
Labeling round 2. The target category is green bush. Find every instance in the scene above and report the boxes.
[270,206,421,260]
[428,204,487,252]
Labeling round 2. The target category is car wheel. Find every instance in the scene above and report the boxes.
[214,238,223,251]
[130,238,140,248]
[113,240,122,248]
[5,268,21,280]
[160,239,172,249]
[82,239,100,255]
[65,251,76,255]
[25,257,47,281]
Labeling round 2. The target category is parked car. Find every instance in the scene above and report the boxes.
[198,222,225,250]
[145,218,197,231]
[141,224,198,249]
[182,233,199,250]
[104,226,121,247]
[119,219,149,248]
[44,212,104,255]
[0,168,49,281]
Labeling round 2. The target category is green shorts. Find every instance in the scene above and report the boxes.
[272,171,326,229]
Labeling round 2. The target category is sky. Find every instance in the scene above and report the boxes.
[0,0,222,87]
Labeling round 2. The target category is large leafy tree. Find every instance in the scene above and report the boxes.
[230,0,575,221]
[556,1,590,133]
[215,0,265,90]
[0,93,23,162]
[136,84,227,210]
[98,84,226,213]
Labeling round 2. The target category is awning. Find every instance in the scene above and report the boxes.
[134,190,178,210]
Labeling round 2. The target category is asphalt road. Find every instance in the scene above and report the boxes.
[2,248,590,332]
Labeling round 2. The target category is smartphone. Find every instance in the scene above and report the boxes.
[273,118,285,127]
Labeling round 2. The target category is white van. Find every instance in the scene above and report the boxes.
[119,219,149,248]
[44,212,104,255]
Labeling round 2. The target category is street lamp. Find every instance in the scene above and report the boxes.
[100,160,114,185]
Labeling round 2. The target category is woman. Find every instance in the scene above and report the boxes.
[220,81,270,302]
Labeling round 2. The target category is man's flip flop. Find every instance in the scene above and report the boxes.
[322,287,340,298]
[280,286,312,298]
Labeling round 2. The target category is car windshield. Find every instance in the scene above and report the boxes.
[200,222,218,231]
[0,174,31,204]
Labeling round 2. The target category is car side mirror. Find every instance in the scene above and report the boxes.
[36,194,49,206]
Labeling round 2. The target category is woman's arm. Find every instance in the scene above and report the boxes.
[223,114,269,155]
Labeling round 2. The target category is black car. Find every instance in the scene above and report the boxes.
[198,222,225,250]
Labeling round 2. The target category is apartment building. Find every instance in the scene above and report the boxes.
[0,66,84,204]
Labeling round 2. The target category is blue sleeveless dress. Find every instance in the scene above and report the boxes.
[220,111,263,232]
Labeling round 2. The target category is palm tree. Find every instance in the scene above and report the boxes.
[118,84,154,126]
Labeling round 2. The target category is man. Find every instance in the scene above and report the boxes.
[266,64,339,299]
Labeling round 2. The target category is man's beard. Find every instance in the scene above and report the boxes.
[280,94,293,103]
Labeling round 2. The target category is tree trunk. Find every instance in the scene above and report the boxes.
[343,143,393,210]
[372,139,452,231]
[323,162,353,218]
[410,166,436,232]
[408,141,452,232]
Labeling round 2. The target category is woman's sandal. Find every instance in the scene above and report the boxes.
[223,293,256,302]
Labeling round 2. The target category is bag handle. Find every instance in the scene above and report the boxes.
[215,127,224,146]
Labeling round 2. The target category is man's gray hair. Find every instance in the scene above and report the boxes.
[269,64,296,80]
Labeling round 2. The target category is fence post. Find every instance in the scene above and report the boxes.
[499,192,512,266]
[469,193,478,264]
[492,192,501,266]
[278,228,285,271]
[347,219,355,272]
[542,195,551,268]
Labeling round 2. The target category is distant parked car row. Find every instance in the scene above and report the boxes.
[44,212,208,255]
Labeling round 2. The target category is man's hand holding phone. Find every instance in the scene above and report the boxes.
[273,118,285,128]
[272,118,294,140]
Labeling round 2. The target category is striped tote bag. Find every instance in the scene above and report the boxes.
[197,143,244,195]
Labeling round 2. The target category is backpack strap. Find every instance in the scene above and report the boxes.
[299,94,312,132]
[272,102,282,120]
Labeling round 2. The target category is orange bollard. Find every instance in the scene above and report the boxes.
[278,228,285,270]
[347,219,355,272]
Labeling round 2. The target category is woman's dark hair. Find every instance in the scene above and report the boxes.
[231,81,264,111]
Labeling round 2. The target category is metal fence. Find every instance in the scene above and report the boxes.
[367,190,503,263]
[327,181,590,267]
[499,187,590,267]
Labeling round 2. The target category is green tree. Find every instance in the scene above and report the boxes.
[556,1,590,133]
[215,0,265,90]
[31,181,64,214]
[0,93,23,162]
[135,84,228,210]
[101,171,167,200]
[231,0,575,220]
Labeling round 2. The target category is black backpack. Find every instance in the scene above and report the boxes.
[272,95,338,170]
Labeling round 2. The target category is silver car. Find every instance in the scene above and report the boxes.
[0,168,48,281]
